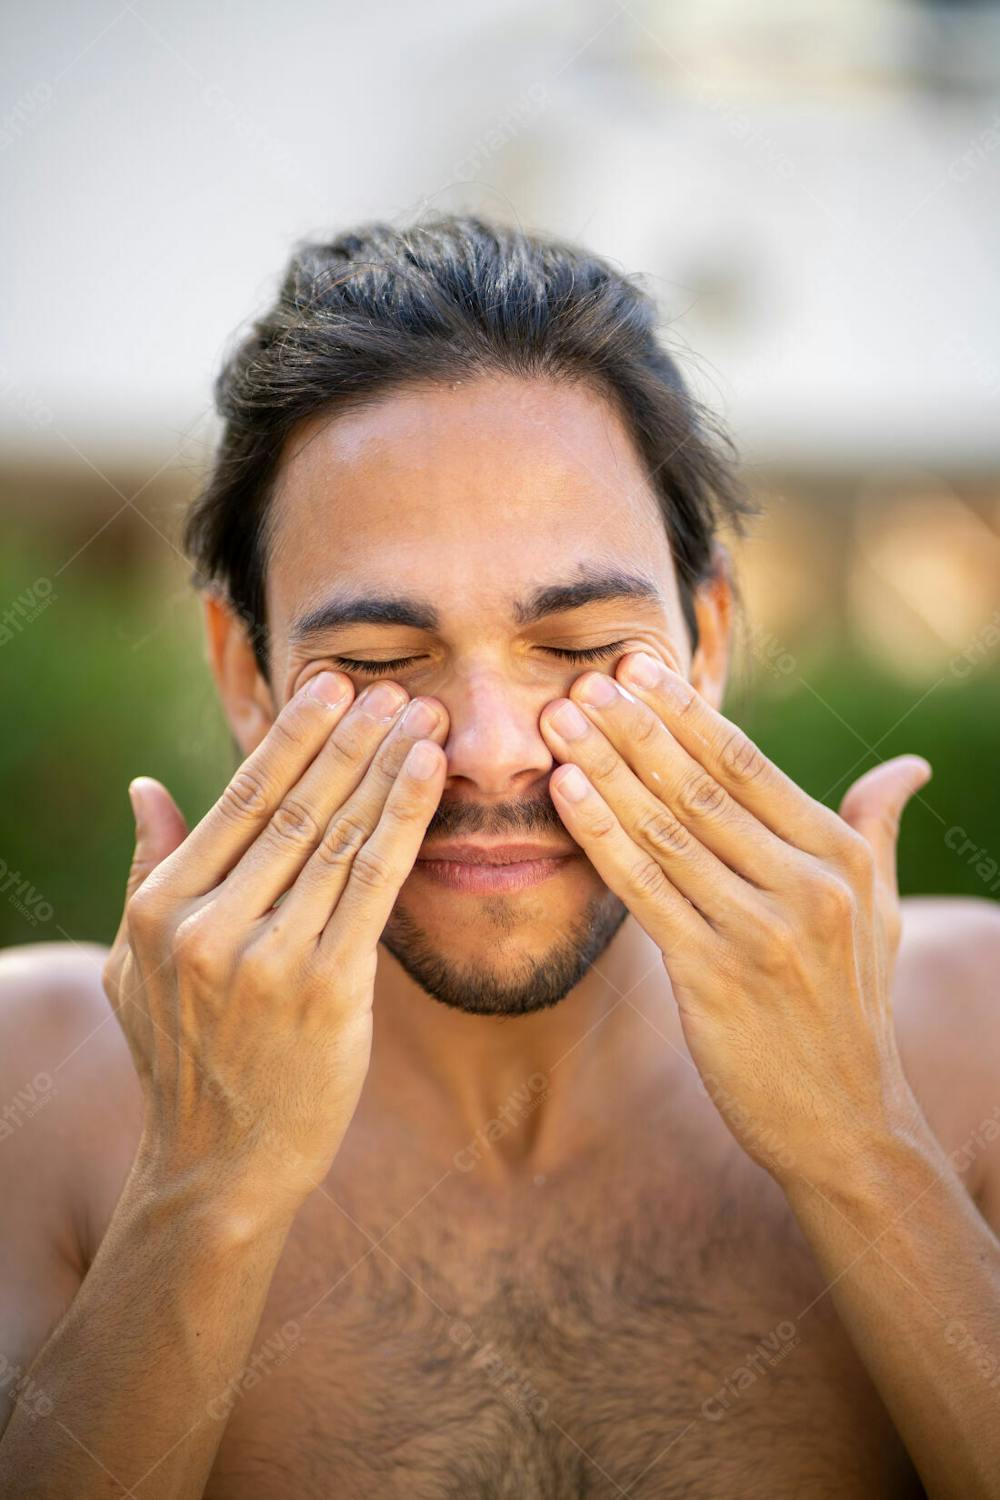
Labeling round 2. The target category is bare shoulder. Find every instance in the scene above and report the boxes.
[0,941,143,1431]
[0,939,112,1056]
[893,895,1000,1203]
[0,941,143,1264]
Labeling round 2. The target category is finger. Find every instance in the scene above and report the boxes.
[110,777,190,957]
[540,694,748,924]
[157,671,357,899]
[547,762,707,957]
[124,778,189,903]
[278,722,445,938]
[555,669,807,891]
[218,691,447,918]
[839,755,931,896]
[312,738,448,953]
[615,651,852,858]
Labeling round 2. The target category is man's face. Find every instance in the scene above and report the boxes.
[229,374,717,1016]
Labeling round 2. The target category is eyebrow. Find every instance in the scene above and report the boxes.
[288,567,662,643]
[514,568,661,625]
[291,593,438,641]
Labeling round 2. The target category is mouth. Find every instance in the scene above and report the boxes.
[412,840,579,894]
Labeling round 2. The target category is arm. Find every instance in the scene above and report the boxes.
[781,904,1000,1497]
[538,646,1000,1500]
[0,670,448,1499]
[784,1101,1000,1499]
[2,1154,295,1499]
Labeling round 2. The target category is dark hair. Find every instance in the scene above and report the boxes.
[184,214,754,673]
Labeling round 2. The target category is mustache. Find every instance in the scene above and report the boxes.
[422,784,565,840]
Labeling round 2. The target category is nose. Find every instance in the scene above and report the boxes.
[440,667,555,798]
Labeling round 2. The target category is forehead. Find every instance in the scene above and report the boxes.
[265,373,675,627]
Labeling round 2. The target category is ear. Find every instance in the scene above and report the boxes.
[689,544,734,710]
[203,591,275,756]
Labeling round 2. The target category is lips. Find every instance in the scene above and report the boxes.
[416,840,576,865]
[412,840,578,893]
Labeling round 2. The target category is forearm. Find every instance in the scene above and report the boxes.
[0,1147,295,1499]
[784,1104,1000,1500]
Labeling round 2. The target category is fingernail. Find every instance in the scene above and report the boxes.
[556,765,590,802]
[307,671,350,706]
[359,682,407,719]
[576,673,619,708]
[550,700,590,740]
[622,652,662,689]
[402,698,438,737]
[406,741,441,780]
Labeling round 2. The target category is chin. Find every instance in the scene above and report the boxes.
[379,885,628,1018]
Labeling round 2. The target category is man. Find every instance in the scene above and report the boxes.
[1,216,998,1499]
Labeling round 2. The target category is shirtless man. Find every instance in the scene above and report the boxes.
[1,217,999,1499]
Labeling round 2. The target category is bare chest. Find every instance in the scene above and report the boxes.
[203,1149,920,1499]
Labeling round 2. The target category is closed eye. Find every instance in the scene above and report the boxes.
[542,641,631,664]
[331,641,630,676]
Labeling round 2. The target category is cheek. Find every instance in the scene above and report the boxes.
[282,658,358,712]
[230,690,277,755]
[657,604,694,676]
[286,661,331,703]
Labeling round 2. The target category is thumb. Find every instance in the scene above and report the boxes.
[125,775,189,902]
[838,754,931,894]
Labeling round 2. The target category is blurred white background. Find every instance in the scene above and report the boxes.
[3,0,999,467]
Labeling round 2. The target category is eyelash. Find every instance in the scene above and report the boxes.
[331,641,630,676]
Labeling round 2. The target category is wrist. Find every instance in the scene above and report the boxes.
[773,1064,938,1202]
[780,1092,944,1222]
[127,1131,303,1247]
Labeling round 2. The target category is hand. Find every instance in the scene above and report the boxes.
[539,651,931,1186]
[103,672,448,1222]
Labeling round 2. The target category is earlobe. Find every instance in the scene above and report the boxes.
[202,591,275,755]
[689,545,734,710]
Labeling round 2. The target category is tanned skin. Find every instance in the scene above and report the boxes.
[1,374,999,1499]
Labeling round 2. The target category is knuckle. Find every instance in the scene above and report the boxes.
[669,681,696,720]
[125,885,162,944]
[381,784,424,826]
[268,797,324,850]
[629,709,661,748]
[320,729,367,777]
[585,746,621,786]
[809,871,856,923]
[718,728,767,787]
[586,809,620,842]
[637,807,690,859]
[350,842,395,892]
[220,767,272,823]
[676,770,727,821]
[172,911,225,982]
[626,856,668,904]
[317,811,371,867]
[268,705,312,751]
[837,827,876,881]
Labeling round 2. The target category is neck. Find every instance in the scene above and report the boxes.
[365,917,690,1180]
